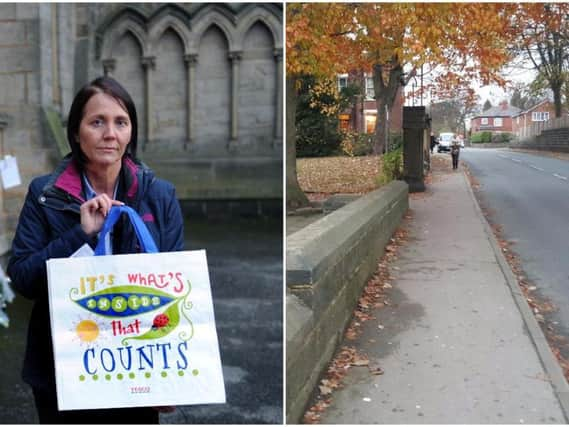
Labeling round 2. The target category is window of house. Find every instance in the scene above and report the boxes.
[365,115,376,133]
[365,75,374,99]
[339,114,350,131]
[337,74,348,93]
[481,117,488,125]
[494,117,503,127]
[532,111,550,121]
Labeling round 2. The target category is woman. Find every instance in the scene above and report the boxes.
[7,77,184,423]
[451,139,461,170]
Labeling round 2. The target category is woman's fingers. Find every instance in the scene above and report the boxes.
[80,195,124,235]
[88,194,123,217]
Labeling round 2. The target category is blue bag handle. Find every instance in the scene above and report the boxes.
[94,205,158,256]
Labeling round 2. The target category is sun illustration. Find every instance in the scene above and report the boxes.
[76,319,100,343]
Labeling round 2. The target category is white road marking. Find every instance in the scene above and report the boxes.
[553,173,568,181]
[529,165,544,172]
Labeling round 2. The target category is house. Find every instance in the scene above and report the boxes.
[470,99,561,137]
[337,71,404,134]
[470,101,521,134]
[512,100,559,134]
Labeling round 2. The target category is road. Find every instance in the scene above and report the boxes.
[461,147,569,344]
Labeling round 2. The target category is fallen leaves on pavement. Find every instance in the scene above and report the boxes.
[303,218,410,424]
[297,155,382,196]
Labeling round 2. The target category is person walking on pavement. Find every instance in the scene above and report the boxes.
[451,139,460,170]
[430,133,438,154]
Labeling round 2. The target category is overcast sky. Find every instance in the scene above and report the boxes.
[405,59,538,108]
[476,62,538,106]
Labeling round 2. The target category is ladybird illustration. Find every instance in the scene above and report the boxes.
[152,313,170,329]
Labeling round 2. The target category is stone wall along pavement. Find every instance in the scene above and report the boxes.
[286,181,409,423]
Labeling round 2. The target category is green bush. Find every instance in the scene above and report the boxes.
[378,147,403,185]
[491,132,514,143]
[470,131,492,143]
[295,76,344,157]
[296,113,343,157]
[389,131,404,151]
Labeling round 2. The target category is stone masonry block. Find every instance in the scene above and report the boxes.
[0,73,26,105]
[0,22,27,45]
[16,3,39,20]
[0,4,17,20]
[0,46,37,73]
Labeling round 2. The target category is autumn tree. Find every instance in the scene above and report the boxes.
[350,3,517,153]
[431,93,480,136]
[510,82,543,111]
[286,4,357,209]
[286,3,518,208]
[513,3,569,118]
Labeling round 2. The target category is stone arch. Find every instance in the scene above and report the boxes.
[111,31,146,142]
[238,21,276,151]
[195,25,231,149]
[147,7,192,57]
[191,5,237,52]
[236,5,282,50]
[99,12,148,62]
[151,29,187,149]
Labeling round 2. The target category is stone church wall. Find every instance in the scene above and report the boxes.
[0,3,283,254]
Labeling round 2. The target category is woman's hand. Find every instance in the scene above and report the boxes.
[80,194,124,236]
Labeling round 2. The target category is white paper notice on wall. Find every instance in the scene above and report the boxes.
[0,155,22,189]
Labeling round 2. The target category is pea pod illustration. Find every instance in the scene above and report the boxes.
[122,298,182,345]
[71,285,176,318]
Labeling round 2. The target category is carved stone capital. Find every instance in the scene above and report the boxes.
[141,56,156,70]
[102,58,116,75]
[0,113,11,130]
[273,48,283,61]
[183,54,199,67]
[228,51,243,62]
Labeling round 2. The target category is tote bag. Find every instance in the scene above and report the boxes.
[46,206,226,410]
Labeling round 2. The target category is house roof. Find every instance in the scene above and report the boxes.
[517,99,551,116]
[473,105,522,118]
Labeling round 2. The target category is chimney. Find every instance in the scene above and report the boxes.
[500,100,509,110]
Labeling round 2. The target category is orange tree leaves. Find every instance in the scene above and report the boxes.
[286,3,358,78]
[287,3,519,99]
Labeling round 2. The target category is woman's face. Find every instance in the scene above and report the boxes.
[78,93,132,170]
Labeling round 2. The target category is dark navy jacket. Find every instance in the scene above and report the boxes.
[7,154,184,391]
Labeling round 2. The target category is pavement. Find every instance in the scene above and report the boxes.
[316,155,569,424]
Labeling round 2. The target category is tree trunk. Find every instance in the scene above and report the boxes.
[372,62,404,154]
[374,99,388,154]
[286,75,310,210]
[552,81,563,118]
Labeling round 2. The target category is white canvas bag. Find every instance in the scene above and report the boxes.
[46,206,226,410]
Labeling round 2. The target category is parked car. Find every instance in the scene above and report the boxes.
[437,132,455,152]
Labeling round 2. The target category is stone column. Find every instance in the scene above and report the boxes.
[183,54,198,149]
[0,114,9,254]
[273,48,283,148]
[141,56,155,151]
[402,106,427,193]
[0,115,7,216]
[39,3,54,107]
[228,51,242,147]
[102,59,116,77]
